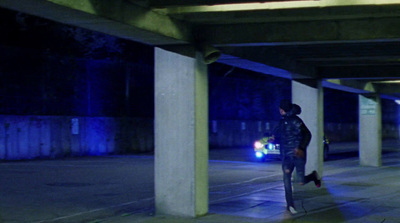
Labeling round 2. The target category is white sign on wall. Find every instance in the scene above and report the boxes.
[71,118,79,135]
[360,96,377,115]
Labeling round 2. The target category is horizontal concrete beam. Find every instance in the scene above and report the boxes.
[217,54,293,79]
[154,1,400,14]
[323,79,375,93]
[0,0,192,46]
[220,47,316,78]
[196,17,400,46]
[318,65,400,79]
[324,79,400,100]
[374,83,400,94]
[165,5,400,27]
[133,0,305,8]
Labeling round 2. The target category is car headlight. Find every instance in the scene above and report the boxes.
[254,141,264,149]
[268,143,274,150]
[255,152,263,158]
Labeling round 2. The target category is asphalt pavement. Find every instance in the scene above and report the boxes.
[0,141,400,223]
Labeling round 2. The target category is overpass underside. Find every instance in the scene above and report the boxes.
[0,0,399,218]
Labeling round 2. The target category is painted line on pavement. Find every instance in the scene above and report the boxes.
[32,197,154,223]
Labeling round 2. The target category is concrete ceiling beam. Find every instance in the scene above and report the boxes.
[373,83,400,94]
[219,46,316,79]
[165,5,400,25]
[153,1,400,14]
[132,0,306,8]
[318,65,400,79]
[324,79,400,99]
[0,0,193,46]
[195,17,400,46]
[323,79,376,94]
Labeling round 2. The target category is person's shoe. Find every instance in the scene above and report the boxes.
[287,206,298,214]
[312,171,321,188]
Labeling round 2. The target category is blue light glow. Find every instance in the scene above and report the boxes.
[255,152,263,158]
[268,143,274,150]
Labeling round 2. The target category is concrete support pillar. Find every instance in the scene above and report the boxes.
[359,94,382,167]
[292,80,324,177]
[154,48,209,217]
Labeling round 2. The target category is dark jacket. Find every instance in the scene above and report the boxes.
[273,113,312,157]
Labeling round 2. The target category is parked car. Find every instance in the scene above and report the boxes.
[253,135,330,161]
[253,136,280,161]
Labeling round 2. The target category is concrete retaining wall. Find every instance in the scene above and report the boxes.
[209,120,278,148]
[0,115,398,160]
[0,115,154,160]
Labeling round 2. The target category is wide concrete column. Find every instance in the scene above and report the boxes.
[292,80,324,177]
[154,48,209,217]
[359,94,382,167]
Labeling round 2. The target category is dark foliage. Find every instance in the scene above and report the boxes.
[0,7,397,126]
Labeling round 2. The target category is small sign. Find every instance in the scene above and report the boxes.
[265,122,270,131]
[71,118,79,135]
[360,96,377,115]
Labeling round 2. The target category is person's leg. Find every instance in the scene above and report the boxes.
[294,157,306,184]
[282,157,295,209]
[295,157,321,187]
[306,171,321,187]
[303,171,317,184]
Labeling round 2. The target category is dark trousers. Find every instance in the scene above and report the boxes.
[282,155,315,207]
